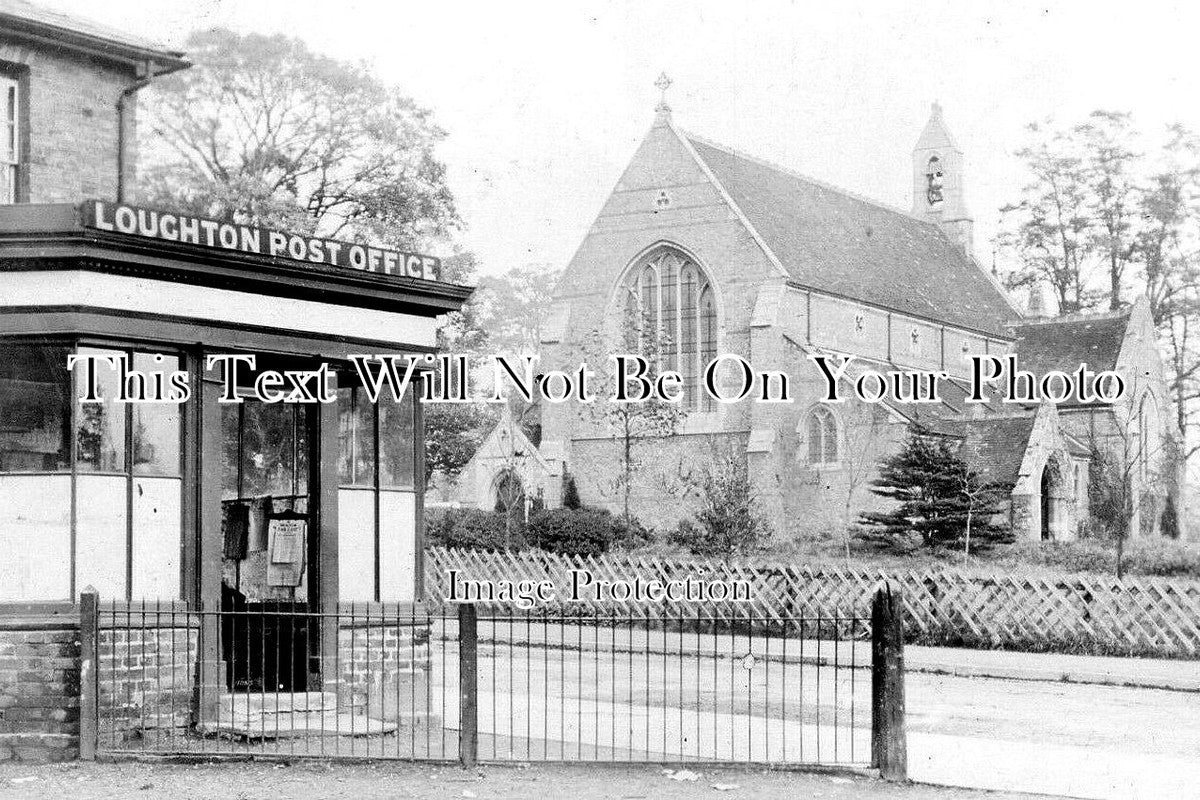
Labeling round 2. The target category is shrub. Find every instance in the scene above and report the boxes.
[425,508,523,551]
[1124,539,1200,578]
[670,454,770,556]
[526,507,621,556]
[561,474,582,509]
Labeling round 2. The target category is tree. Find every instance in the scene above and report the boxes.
[997,122,1095,313]
[950,458,1010,556]
[669,446,770,557]
[474,264,562,356]
[1136,125,1200,462]
[1076,111,1141,311]
[138,28,458,248]
[571,305,684,521]
[858,427,1007,553]
[423,403,496,489]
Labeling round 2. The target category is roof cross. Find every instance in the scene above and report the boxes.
[654,72,673,114]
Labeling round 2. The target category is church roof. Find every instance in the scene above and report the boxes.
[683,133,1017,336]
[1010,310,1130,405]
[1011,310,1129,373]
[944,415,1038,487]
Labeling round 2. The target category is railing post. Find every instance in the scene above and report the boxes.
[78,589,99,761]
[458,603,478,769]
[871,583,907,781]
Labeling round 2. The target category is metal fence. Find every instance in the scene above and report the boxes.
[82,590,905,776]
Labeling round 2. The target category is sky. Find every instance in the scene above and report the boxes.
[36,0,1200,276]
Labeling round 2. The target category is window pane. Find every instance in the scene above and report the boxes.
[338,387,375,486]
[76,348,126,472]
[241,401,298,497]
[378,393,415,488]
[0,342,71,472]
[700,286,717,411]
[807,414,824,463]
[823,416,839,463]
[661,257,678,369]
[132,353,182,476]
[221,404,240,500]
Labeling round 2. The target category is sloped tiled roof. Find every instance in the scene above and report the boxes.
[0,0,187,66]
[1011,311,1129,374]
[944,415,1037,487]
[1010,311,1130,405]
[684,134,1017,336]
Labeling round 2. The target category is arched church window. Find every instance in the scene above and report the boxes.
[926,155,944,205]
[622,248,717,411]
[804,406,839,465]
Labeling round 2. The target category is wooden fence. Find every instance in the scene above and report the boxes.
[424,546,1200,659]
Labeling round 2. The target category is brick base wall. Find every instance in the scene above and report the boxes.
[98,624,198,748]
[0,612,81,763]
[335,617,433,723]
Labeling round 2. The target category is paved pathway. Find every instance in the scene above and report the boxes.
[431,633,1200,799]
[449,620,1200,692]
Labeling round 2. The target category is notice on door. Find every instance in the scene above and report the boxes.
[267,518,307,587]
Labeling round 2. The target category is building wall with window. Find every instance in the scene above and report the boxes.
[0,40,138,203]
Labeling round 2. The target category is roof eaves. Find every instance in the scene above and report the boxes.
[0,10,189,75]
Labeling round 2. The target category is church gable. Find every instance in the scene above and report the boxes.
[546,115,788,344]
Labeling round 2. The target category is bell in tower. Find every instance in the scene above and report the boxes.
[912,102,974,255]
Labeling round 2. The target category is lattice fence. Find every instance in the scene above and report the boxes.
[424,546,1200,658]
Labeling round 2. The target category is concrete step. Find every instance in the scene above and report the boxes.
[219,691,339,715]
[209,711,399,740]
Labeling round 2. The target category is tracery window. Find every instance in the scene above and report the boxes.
[804,406,840,465]
[622,248,717,410]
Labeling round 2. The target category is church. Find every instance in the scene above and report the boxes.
[455,88,1186,545]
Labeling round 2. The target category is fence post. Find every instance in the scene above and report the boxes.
[78,588,99,761]
[458,603,478,769]
[871,583,907,781]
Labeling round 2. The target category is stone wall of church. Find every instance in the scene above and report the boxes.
[539,116,1016,542]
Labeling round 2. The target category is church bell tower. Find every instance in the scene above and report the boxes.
[912,102,974,255]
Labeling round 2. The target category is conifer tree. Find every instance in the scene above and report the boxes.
[859,426,1009,553]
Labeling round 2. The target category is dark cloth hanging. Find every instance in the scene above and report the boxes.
[221,501,250,560]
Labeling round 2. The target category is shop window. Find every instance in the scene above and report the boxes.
[337,381,419,603]
[378,393,416,488]
[1,74,18,204]
[338,386,377,486]
[0,342,71,471]
[75,347,126,472]
[132,353,183,476]
[1,342,183,601]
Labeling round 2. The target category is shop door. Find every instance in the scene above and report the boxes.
[218,395,319,693]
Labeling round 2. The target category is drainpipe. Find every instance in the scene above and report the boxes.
[116,61,155,203]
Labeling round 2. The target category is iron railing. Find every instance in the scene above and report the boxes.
[86,592,904,776]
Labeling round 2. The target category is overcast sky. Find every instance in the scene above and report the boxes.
[40,0,1200,276]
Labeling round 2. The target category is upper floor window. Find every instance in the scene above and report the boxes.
[621,248,717,410]
[804,406,840,465]
[2,75,18,204]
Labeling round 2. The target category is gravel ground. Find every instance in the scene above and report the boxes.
[0,760,1058,800]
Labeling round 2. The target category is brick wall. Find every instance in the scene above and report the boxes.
[97,624,197,748]
[0,610,81,762]
[0,38,138,203]
[335,614,433,723]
